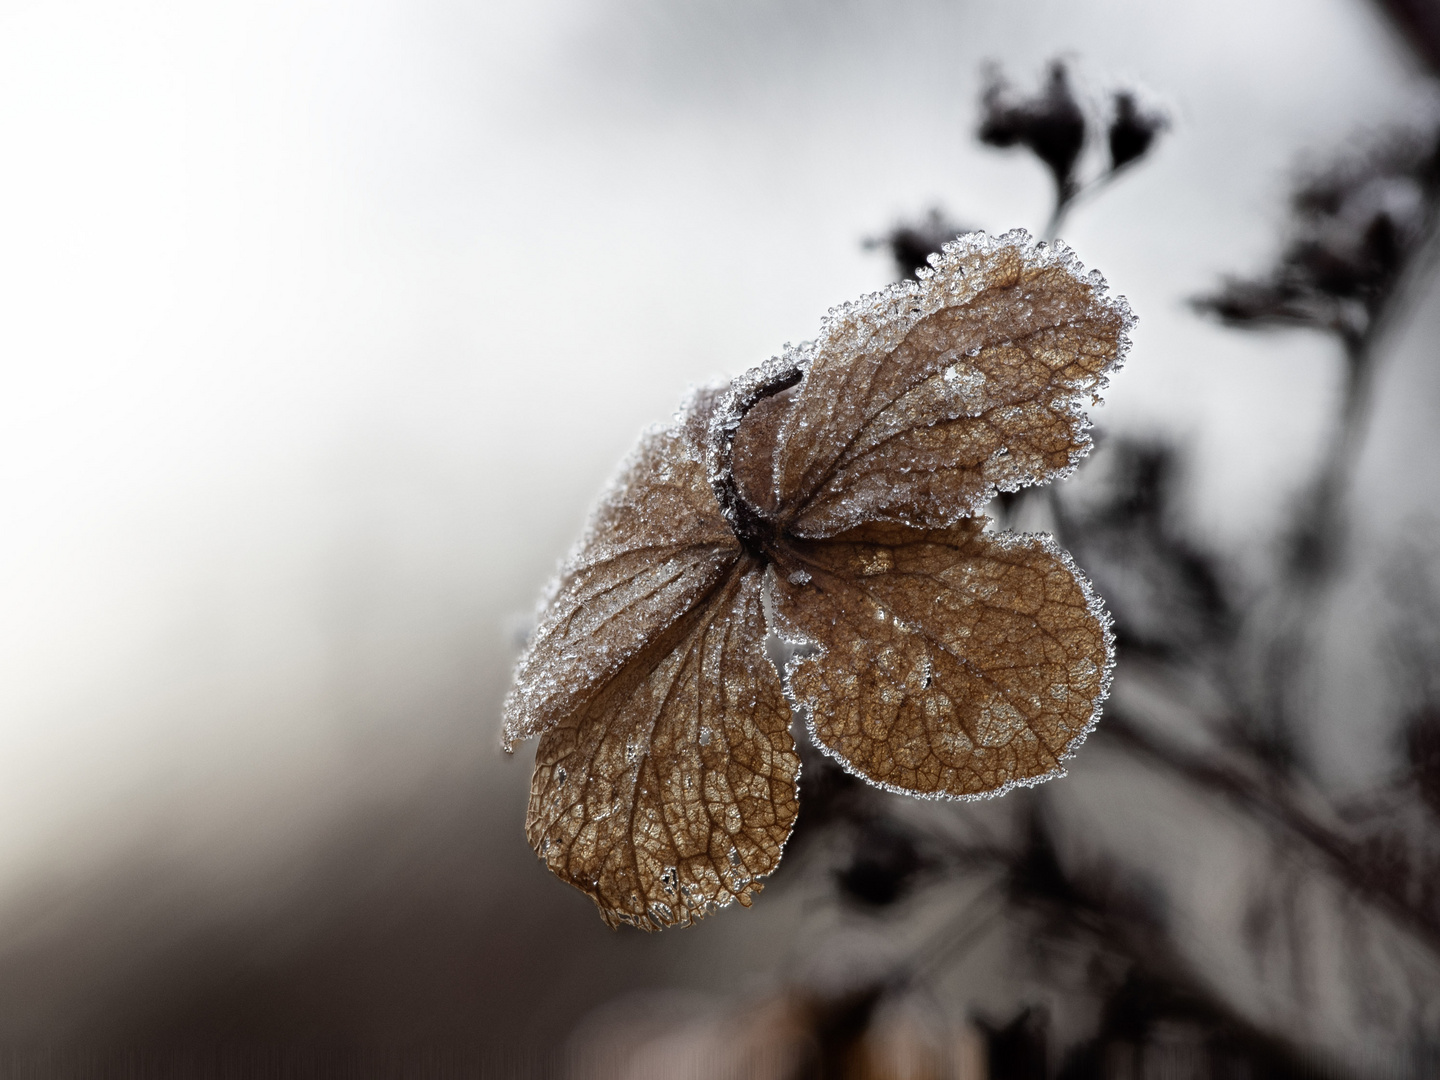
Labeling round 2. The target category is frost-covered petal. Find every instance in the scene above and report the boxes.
[527,563,799,929]
[770,518,1113,799]
[502,390,740,749]
[764,231,1133,537]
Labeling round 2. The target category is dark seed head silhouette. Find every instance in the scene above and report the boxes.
[503,231,1132,929]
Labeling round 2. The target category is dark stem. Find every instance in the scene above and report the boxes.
[709,364,803,557]
[1044,167,1129,243]
[1286,334,1375,582]
[1042,189,1074,244]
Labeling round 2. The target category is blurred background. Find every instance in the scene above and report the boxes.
[3,0,1440,1075]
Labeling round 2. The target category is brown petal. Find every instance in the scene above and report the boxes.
[770,519,1111,798]
[527,562,800,929]
[730,383,797,519]
[764,233,1132,537]
[502,391,740,749]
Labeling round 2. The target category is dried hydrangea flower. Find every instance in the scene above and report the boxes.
[502,230,1133,929]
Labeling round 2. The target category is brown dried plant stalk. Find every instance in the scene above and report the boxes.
[502,231,1133,929]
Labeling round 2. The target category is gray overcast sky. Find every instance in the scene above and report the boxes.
[0,0,1430,880]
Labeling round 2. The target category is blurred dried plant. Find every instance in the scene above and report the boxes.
[978,61,1088,224]
[503,235,1132,930]
[1194,132,1439,352]
[978,59,1168,240]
